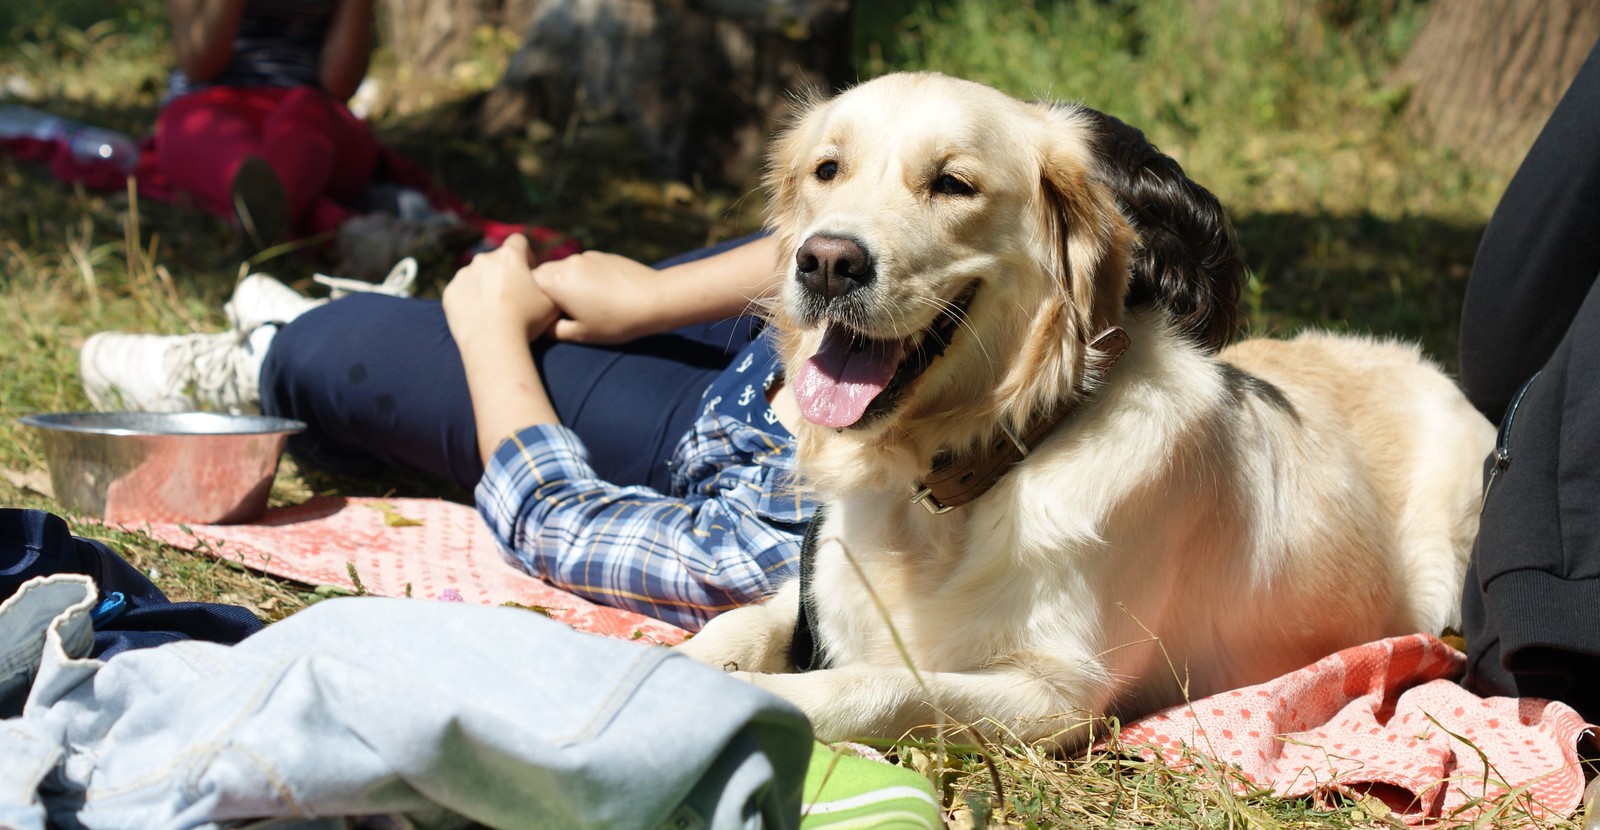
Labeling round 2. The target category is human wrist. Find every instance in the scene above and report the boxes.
[452,295,554,342]
[448,308,520,352]
[636,268,684,330]
[654,239,779,327]
[650,262,725,330]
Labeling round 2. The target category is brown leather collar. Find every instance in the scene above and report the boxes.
[910,326,1131,513]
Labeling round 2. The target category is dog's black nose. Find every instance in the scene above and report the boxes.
[796,235,874,300]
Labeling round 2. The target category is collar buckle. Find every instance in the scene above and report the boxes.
[907,325,1129,516]
[1000,422,1030,457]
[910,485,954,514]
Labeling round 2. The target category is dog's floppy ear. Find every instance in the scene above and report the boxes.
[761,84,831,248]
[1034,106,1135,342]
[1077,107,1245,353]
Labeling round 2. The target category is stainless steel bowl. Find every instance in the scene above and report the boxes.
[19,412,305,524]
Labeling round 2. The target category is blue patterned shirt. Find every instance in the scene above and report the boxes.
[476,332,813,631]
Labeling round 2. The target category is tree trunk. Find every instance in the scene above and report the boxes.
[1391,0,1600,173]
[479,0,854,189]
[379,0,498,82]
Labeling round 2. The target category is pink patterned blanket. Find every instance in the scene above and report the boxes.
[121,500,1592,821]
[120,496,686,645]
[1111,634,1594,824]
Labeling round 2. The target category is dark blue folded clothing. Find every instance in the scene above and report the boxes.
[1,509,263,658]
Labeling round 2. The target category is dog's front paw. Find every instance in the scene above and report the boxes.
[727,670,794,702]
[674,631,730,668]
[674,604,798,673]
[726,670,872,742]
[707,657,751,674]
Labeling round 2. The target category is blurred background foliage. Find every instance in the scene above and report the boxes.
[2,0,1518,369]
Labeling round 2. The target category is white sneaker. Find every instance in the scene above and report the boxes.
[80,329,270,415]
[313,256,419,300]
[225,258,418,332]
[225,272,326,332]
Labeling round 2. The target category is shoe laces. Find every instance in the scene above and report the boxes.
[314,256,419,300]
[163,333,259,413]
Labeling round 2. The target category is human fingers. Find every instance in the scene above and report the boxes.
[446,241,536,318]
[475,236,544,296]
[531,258,604,340]
[529,251,596,301]
[529,251,664,344]
[549,317,601,342]
[498,232,534,265]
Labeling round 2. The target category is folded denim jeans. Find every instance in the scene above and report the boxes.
[0,576,812,830]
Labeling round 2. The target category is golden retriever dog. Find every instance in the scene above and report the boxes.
[677,72,1495,749]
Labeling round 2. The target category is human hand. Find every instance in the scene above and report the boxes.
[442,234,558,344]
[531,251,666,344]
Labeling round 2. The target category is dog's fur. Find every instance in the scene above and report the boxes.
[677,72,1495,749]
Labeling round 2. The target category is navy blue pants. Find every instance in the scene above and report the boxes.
[260,236,763,492]
[1457,39,1600,724]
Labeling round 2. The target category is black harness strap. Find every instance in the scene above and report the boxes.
[789,504,830,672]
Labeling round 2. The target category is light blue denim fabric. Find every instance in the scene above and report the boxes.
[0,575,812,830]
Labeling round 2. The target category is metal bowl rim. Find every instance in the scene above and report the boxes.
[19,411,307,437]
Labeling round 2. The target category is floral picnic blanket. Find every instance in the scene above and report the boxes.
[1113,634,1593,824]
[119,495,686,645]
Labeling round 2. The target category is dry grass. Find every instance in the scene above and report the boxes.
[2,1,1592,826]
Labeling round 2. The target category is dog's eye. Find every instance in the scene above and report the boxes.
[815,161,839,182]
[931,174,974,196]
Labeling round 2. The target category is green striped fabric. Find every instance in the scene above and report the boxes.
[800,743,942,829]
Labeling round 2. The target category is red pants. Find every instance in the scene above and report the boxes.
[156,85,380,237]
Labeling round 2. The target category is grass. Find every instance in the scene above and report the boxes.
[2,0,1591,825]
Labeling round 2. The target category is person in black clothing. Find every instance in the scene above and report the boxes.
[1457,36,1600,728]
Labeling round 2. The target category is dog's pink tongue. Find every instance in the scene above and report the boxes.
[795,325,902,428]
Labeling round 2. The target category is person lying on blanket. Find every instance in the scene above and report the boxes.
[80,235,813,631]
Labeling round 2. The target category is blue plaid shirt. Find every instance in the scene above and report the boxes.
[476,332,813,631]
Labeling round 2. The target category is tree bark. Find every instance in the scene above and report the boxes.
[1391,1,1600,172]
[479,0,854,189]
[379,0,498,81]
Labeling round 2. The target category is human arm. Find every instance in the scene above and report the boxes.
[318,0,374,100]
[167,0,246,81]
[475,421,810,631]
[441,234,561,464]
[533,234,783,344]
